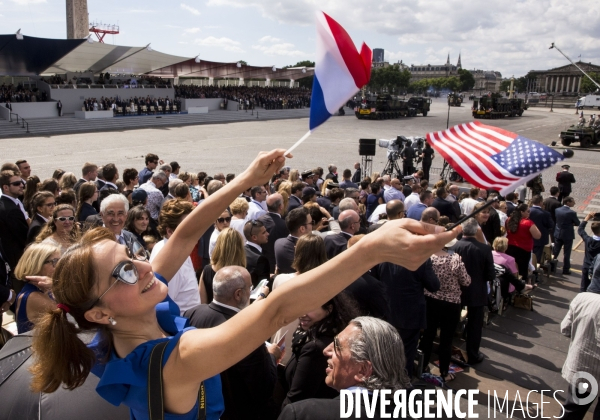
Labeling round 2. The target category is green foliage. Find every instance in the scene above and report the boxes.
[408,76,461,94]
[238,60,248,65]
[368,65,411,93]
[458,69,475,91]
[580,72,600,94]
[283,61,315,88]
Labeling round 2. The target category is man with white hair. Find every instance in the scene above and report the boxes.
[100,193,135,245]
[185,266,279,420]
[139,170,168,221]
[278,317,412,419]
[330,197,359,233]
[381,174,392,190]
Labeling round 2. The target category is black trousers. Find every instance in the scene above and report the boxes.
[398,327,421,378]
[420,297,461,377]
[506,245,531,280]
[553,237,574,272]
[561,382,600,420]
[465,305,485,362]
[581,267,591,292]
[422,161,432,182]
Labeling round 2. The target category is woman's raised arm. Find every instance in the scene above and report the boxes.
[151,150,287,281]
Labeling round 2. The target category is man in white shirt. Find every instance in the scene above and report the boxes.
[149,199,201,314]
[403,183,421,211]
[460,188,480,215]
[246,185,268,220]
[383,178,405,203]
[139,171,168,221]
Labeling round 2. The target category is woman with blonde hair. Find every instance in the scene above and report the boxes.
[14,243,61,333]
[320,178,332,197]
[278,181,292,214]
[36,204,80,254]
[199,227,246,303]
[59,172,77,191]
[288,169,299,183]
[229,197,249,237]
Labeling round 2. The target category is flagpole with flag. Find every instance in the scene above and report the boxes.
[285,12,372,155]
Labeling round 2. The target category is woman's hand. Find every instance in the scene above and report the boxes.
[238,149,288,188]
[25,276,53,292]
[361,218,461,271]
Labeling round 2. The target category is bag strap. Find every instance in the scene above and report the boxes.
[148,340,206,420]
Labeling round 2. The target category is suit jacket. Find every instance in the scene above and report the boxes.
[325,172,339,183]
[351,169,361,184]
[554,206,580,241]
[451,237,495,307]
[481,207,502,244]
[344,272,389,321]
[258,212,289,271]
[529,206,554,247]
[274,235,298,274]
[0,240,11,305]
[184,302,277,420]
[95,179,106,190]
[288,195,302,213]
[244,244,270,287]
[543,196,561,223]
[506,201,516,217]
[432,197,459,222]
[376,259,439,330]
[339,180,358,190]
[317,196,333,214]
[577,221,600,269]
[73,178,86,195]
[0,196,29,270]
[556,171,575,195]
[324,232,352,259]
[27,214,47,244]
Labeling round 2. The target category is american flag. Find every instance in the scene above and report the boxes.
[426,121,565,194]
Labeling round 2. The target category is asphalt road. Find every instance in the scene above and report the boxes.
[2,98,595,211]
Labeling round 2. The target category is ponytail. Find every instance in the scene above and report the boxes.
[507,203,528,234]
[30,307,96,392]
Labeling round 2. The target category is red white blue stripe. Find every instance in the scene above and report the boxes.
[427,121,564,194]
[309,12,372,131]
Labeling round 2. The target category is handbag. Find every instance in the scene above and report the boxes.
[513,293,533,311]
[0,327,13,350]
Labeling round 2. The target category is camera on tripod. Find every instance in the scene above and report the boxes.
[378,136,425,162]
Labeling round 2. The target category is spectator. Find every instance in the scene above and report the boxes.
[472,201,492,245]
[451,218,495,365]
[139,170,168,221]
[40,178,60,198]
[75,182,98,223]
[122,168,139,192]
[229,197,249,237]
[301,187,317,205]
[59,172,77,191]
[23,175,41,218]
[324,210,360,259]
[288,181,304,213]
[73,162,98,194]
[420,142,435,181]
[185,266,278,420]
[247,185,268,220]
[365,183,383,220]
[199,227,246,304]
[169,161,180,180]
[351,163,361,183]
[36,204,80,255]
[243,220,270,287]
[403,183,421,211]
[505,192,518,217]
[447,184,459,202]
[460,188,480,215]
[98,193,135,245]
[406,190,433,221]
[14,243,60,333]
[431,187,459,222]
[258,193,289,272]
[274,207,313,274]
[27,191,55,244]
[138,153,160,185]
[556,164,575,203]
[528,195,554,263]
[506,204,541,281]
[339,169,358,190]
[16,159,31,181]
[124,205,154,250]
[497,201,509,229]
[492,237,534,303]
[552,197,580,275]
[209,209,232,257]
[150,199,201,314]
[577,213,600,291]
[543,186,561,225]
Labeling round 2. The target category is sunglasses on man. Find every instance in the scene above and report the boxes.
[217,216,232,224]
[10,180,25,187]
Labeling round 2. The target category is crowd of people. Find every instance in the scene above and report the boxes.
[174,85,311,110]
[81,96,182,114]
[1,83,48,104]
[0,151,598,420]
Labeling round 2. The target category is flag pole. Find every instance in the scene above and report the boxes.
[285,130,312,155]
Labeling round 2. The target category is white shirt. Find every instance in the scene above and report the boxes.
[246,241,262,253]
[229,218,246,238]
[460,197,479,215]
[246,200,267,221]
[209,228,221,258]
[212,300,241,313]
[404,193,421,211]
[368,203,388,223]
[150,238,201,315]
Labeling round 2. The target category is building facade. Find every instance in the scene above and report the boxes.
[66,0,89,39]
[472,70,503,93]
[408,54,461,81]
[529,62,600,94]
[373,48,385,63]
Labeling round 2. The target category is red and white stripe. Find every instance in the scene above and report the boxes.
[426,121,523,191]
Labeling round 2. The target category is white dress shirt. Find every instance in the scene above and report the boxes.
[404,192,421,211]
[246,200,267,221]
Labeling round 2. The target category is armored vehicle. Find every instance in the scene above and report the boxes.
[472,94,527,119]
[354,95,416,120]
[407,96,432,116]
[447,93,463,107]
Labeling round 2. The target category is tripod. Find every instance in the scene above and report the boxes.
[382,158,402,178]
[361,155,373,180]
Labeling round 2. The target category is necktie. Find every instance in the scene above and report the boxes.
[117,235,125,245]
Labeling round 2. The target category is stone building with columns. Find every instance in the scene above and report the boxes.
[529,62,600,94]
[408,54,462,81]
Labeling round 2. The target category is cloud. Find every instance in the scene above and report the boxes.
[194,36,244,52]
[181,3,201,15]
[252,42,306,57]
[10,0,45,3]
[128,9,157,13]
[184,27,201,34]
[258,35,282,43]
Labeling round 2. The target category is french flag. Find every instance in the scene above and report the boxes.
[310,12,372,131]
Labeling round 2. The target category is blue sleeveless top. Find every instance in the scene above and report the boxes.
[90,273,224,420]
[16,282,43,334]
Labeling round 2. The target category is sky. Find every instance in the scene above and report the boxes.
[2,0,600,78]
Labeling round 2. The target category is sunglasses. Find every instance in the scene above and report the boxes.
[56,216,75,222]
[43,202,57,207]
[90,240,148,308]
[44,258,60,267]
[10,180,25,187]
[217,216,232,223]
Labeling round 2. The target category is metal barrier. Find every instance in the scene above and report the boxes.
[8,113,29,132]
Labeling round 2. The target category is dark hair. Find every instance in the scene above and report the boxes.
[170,161,180,172]
[52,169,65,181]
[469,188,480,199]
[23,175,41,216]
[307,292,361,341]
[40,178,59,196]
[549,186,559,196]
[531,194,543,205]
[56,190,76,207]
[103,163,117,182]
[306,205,324,228]
[370,182,381,195]
[122,168,138,186]
[292,234,327,273]
[343,169,352,178]
[31,191,55,216]
[329,188,344,203]
[563,196,574,205]
[145,153,159,165]
[197,172,207,185]
[124,205,152,235]
[226,173,235,183]
[507,203,529,233]
[436,187,447,198]
[360,180,370,190]
[285,207,309,233]
[76,182,97,221]
[250,186,264,199]
[505,192,516,202]
[243,219,264,241]
[419,190,432,202]
[291,181,304,195]
[174,183,190,200]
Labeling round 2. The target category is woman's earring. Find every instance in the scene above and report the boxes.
[108,317,117,326]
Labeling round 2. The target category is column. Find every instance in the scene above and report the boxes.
[238,78,244,86]
[289,79,295,88]
[208,77,214,86]
[577,76,582,93]
[545,76,549,92]
[265,78,270,87]
[173,77,179,86]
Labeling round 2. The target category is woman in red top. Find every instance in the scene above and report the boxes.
[506,203,541,281]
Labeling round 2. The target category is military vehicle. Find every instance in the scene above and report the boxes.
[447,93,463,107]
[472,94,527,119]
[407,96,432,116]
[354,95,416,120]
[559,120,600,148]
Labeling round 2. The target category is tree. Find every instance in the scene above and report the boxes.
[284,60,315,89]
[580,72,600,94]
[367,65,410,94]
[458,69,475,92]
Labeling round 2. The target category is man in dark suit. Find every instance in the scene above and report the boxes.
[95,166,106,191]
[278,317,414,420]
[339,169,359,190]
[184,266,278,420]
[257,193,289,272]
[480,196,502,245]
[577,213,600,291]
[74,162,98,195]
[325,164,339,183]
[451,218,495,365]
[529,194,554,263]
[505,192,518,217]
[287,181,304,213]
[324,210,359,259]
[56,100,63,116]
[552,196,580,275]
[243,220,270,287]
[0,170,29,282]
[376,258,439,377]
[351,162,361,184]
[431,187,460,222]
[556,164,575,203]
[0,240,15,325]
[543,187,562,243]
[274,207,312,274]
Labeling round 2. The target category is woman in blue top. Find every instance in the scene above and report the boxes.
[14,243,60,333]
[28,149,459,420]
[365,182,384,220]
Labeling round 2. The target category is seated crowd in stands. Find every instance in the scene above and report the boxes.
[1,83,47,103]
[0,153,596,420]
[82,96,181,114]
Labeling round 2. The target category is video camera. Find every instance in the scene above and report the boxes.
[378,135,426,162]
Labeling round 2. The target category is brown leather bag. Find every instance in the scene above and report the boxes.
[513,293,533,311]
